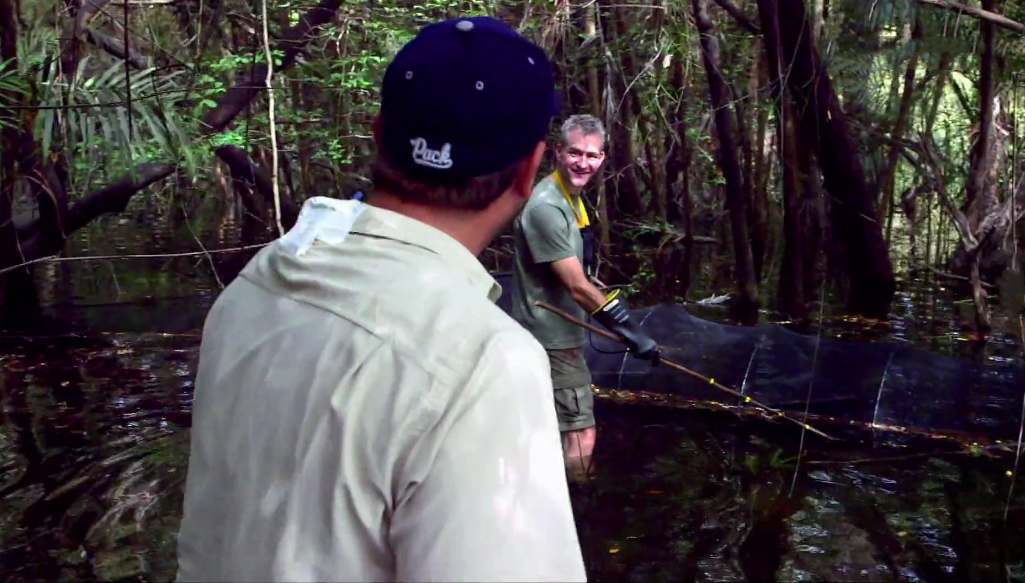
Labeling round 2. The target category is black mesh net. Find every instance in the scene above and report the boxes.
[494,274,1025,442]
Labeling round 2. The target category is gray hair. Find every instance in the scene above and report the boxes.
[559,114,606,147]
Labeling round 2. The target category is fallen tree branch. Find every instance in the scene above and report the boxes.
[65,163,175,233]
[201,0,344,135]
[910,0,1025,35]
[36,7,153,70]
[929,267,997,289]
[11,163,176,265]
[61,0,114,84]
[711,0,760,34]
[86,28,148,69]
[919,139,979,251]
[5,127,71,262]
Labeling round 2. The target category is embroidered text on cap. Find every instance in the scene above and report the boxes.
[410,137,453,170]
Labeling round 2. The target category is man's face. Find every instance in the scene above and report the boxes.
[555,130,605,190]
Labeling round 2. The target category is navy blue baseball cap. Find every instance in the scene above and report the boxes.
[379,16,561,183]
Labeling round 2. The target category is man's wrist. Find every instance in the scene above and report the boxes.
[590,289,622,315]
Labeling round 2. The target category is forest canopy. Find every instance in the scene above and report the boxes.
[1,0,1025,331]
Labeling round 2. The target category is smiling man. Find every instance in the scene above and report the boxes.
[510,114,660,484]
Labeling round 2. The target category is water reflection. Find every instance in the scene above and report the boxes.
[577,404,1025,583]
[1,332,192,582]
[0,212,1023,582]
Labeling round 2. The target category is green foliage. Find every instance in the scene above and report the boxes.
[0,58,28,131]
[3,0,1023,309]
[31,56,199,176]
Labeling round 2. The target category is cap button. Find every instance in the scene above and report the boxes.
[455,20,474,32]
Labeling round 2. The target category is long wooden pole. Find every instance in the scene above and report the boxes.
[534,301,837,440]
[912,0,1025,35]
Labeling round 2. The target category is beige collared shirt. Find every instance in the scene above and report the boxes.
[175,198,587,582]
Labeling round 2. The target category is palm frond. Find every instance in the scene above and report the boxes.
[32,57,198,177]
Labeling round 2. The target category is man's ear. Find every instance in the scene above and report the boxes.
[513,141,546,199]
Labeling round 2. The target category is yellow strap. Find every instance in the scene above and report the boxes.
[590,288,620,315]
[553,171,590,229]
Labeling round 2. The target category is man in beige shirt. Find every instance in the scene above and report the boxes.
[175,16,587,582]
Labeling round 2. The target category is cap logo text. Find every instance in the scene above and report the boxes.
[410,137,453,170]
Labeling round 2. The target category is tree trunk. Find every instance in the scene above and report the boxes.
[925,189,933,267]
[757,0,803,313]
[605,13,644,219]
[693,0,760,323]
[614,7,662,218]
[583,1,610,260]
[751,46,771,280]
[925,52,953,137]
[966,0,996,231]
[880,18,922,247]
[777,100,806,320]
[811,0,825,44]
[746,39,769,283]
[763,0,895,319]
[201,0,345,135]
[0,0,21,271]
[731,74,762,281]
[666,59,693,229]
[965,0,997,332]
[800,134,825,306]
[664,56,695,301]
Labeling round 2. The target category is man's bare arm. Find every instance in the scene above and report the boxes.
[550,256,608,313]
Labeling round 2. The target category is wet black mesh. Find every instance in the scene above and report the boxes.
[494,274,1025,441]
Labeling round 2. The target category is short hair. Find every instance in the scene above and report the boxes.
[559,114,606,147]
[370,152,522,211]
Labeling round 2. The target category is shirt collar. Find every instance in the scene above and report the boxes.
[350,203,503,303]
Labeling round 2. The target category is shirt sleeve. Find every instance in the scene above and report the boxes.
[521,202,578,264]
[388,330,588,583]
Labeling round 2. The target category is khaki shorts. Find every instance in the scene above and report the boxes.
[547,347,595,432]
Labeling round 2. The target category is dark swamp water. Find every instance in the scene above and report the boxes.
[2,208,1025,582]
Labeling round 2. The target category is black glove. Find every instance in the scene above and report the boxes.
[591,290,660,364]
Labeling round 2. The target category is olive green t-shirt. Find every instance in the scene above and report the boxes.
[510,175,588,350]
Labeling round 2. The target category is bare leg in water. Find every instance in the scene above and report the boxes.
[563,426,596,484]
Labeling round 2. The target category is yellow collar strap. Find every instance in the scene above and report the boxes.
[553,170,590,229]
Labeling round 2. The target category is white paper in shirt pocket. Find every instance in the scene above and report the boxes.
[277,196,366,257]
